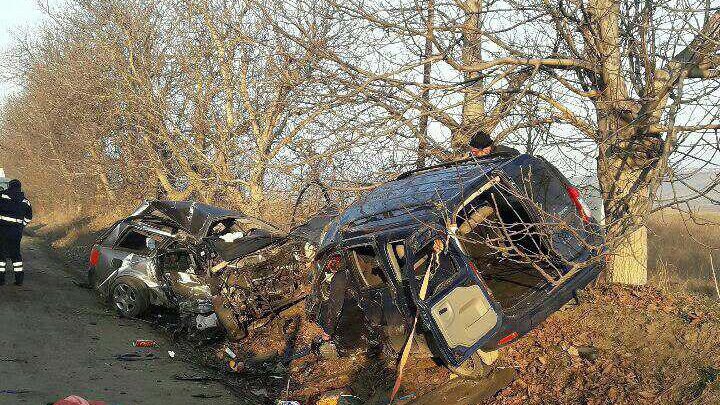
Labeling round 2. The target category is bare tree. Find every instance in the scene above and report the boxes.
[2,0,370,220]
[290,0,720,285]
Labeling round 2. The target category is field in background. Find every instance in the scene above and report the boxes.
[648,210,720,297]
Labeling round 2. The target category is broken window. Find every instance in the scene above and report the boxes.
[160,248,198,275]
[350,246,388,288]
[454,189,551,313]
[410,244,460,299]
[116,229,156,254]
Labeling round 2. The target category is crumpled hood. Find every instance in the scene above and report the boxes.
[206,206,338,262]
[129,200,281,238]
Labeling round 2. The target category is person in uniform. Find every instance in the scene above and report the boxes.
[0,180,32,286]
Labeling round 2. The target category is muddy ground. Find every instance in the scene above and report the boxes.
[0,236,239,405]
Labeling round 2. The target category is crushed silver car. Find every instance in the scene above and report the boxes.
[88,200,334,339]
[88,201,286,334]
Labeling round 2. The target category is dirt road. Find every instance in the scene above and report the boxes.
[0,236,239,405]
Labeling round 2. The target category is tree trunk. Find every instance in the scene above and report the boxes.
[454,0,484,152]
[590,0,651,285]
[248,164,267,216]
[416,0,434,169]
[597,154,651,285]
[89,148,115,201]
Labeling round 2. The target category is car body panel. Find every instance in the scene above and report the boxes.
[94,225,175,307]
[309,153,605,367]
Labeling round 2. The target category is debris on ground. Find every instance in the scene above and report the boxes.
[132,339,157,348]
[0,389,31,394]
[115,351,158,362]
[53,396,107,405]
[191,393,223,399]
[173,374,223,382]
[36,205,720,404]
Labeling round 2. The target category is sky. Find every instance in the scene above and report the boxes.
[0,0,49,102]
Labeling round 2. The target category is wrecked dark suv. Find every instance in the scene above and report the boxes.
[307,153,604,376]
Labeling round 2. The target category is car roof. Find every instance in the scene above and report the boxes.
[319,155,523,250]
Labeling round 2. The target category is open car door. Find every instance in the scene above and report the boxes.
[403,228,503,366]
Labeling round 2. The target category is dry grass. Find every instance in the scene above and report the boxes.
[647,210,720,298]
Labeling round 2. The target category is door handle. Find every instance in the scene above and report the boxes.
[111,258,123,269]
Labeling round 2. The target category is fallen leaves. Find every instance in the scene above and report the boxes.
[490,284,720,404]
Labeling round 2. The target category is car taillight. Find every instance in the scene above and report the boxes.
[89,248,100,266]
[565,185,591,223]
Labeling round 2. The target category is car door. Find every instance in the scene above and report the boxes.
[96,226,156,289]
[403,228,503,366]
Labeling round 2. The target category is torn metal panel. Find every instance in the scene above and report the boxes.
[127,200,283,238]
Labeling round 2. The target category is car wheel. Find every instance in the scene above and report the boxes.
[447,351,495,380]
[110,277,150,318]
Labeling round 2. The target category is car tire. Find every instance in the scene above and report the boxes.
[447,351,494,380]
[110,277,150,318]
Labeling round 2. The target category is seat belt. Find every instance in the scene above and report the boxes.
[390,239,442,402]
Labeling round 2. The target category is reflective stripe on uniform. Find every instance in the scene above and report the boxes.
[0,215,23,224]
[23,218,31,225]
[13,262,23,272]
[0,262,5,273]
[1,195,10,200]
